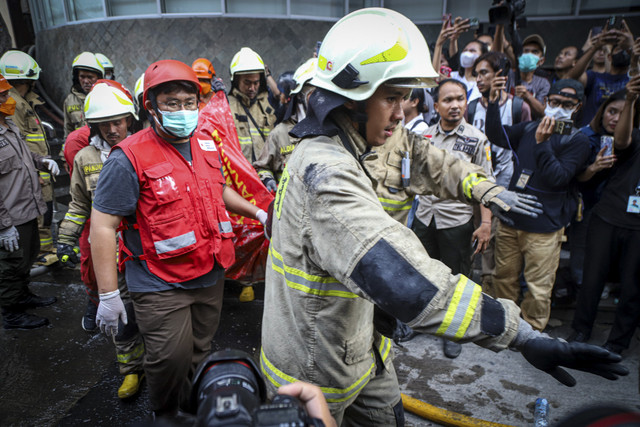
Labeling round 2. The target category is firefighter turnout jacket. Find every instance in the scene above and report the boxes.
[260,110,521,405]
[57,141,102,245]
[63,87,87,137]
[253,117,299,183]
[228,88,276,164]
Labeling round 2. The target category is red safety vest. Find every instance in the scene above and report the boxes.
[115,127,235,283]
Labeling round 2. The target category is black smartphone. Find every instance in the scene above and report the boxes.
[592,26,603,36]
[607,15,622,29]
[468,17,479,30]
[553,119,573,135]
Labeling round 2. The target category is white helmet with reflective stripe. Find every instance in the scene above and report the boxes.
[229,47,265,80]
[0,51,41,80]
[95,53,114,71]
[311,8,438,101]
[84,83,137,123]
[291,58,317,95]
[134,73,145,101]
[72,52,104,77]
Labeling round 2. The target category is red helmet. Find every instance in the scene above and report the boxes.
[92,79,134,102]
[143,59,201,105]
[192,58,216,79]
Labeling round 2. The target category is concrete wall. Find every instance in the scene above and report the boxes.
[35,16,639,107]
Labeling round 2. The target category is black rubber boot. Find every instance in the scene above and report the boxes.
[2,309,49,330]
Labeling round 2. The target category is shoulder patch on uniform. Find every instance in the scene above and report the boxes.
[266,106,273,114]
[480,294,506,337]
[350,238,438,323]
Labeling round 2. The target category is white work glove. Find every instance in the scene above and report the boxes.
[96,289,128,336]
[42,158,60,176]
[0,226,20,252]
[256,209,268,226]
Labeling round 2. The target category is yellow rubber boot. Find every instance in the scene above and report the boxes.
[118,373,144,399]
[239,285,255,302]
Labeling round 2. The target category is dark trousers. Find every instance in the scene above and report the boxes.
[572,213,640,349]
[0,219,39,308]
[412,217,473,276]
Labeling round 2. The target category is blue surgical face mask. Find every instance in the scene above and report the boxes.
[157,109,199,138]
[518,53,540,72]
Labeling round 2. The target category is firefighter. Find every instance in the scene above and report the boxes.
[227,47,277,164]
[95,53,115,80]
[57,81,145,398]
[259,8,627,425]
[0,50,56,260]
[63,51,104,137]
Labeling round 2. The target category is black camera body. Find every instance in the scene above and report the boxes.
[190,349,323,427]
[489,0,526,24]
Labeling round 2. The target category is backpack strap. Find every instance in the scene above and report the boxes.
[467,98,479,123]
[511,96,523,125]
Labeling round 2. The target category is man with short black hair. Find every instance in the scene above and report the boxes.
[514,34,550,118]
[485,78,591,331]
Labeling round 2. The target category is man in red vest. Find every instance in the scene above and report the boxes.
[89,60,267,420]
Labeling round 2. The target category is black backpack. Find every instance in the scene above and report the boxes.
[467,96,524,126]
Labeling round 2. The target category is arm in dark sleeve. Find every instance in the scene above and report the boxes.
[534,132,591,188]
[484,100,523,151]
[30,151,46,170]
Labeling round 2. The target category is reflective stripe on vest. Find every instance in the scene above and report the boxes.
[436,275,482,340]
[38,171,51,180]
[26,133,45,143]
[153,231,196,255]
[219,221,232,234]
[269,245,358,298]
[378,196,413,212]
[378,335,392,362]
[249,127,271,139]
[116,343,144,364]
[462,173,487,200]
[260,347,374,403]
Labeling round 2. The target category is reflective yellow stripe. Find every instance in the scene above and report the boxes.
[116,343,144,364]
[238,135,252,145]
[378,335,392,362]
[436,276,482,340]
[378,196,413,211]
[249,127,271,138]
[260,348,374,403]
[40,237,53,245]
[64,213,87,225]
[38,171,51,179]
[270,246,358,298]
[274,166,290,219]
[26,133,45,142]
[360,30,408,65]
[462,173,487,200]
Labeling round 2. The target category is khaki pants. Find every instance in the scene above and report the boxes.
[131,277,224,413]
[492,223,563,331]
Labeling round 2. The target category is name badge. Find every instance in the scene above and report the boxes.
[515,169,533,190]
[627,196,640,214]
[198,138,217,152]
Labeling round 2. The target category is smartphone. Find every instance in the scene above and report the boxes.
[468,17,479,30]
[601,135,614,156]
[553,119,573,135]
[607,15,622,29]
[592,26,603,36]
[440,65,452,77]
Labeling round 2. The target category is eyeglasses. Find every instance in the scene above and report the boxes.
[158,100,198,111]
[548,98,578,109]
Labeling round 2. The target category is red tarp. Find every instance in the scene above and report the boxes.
[196,92,273,282]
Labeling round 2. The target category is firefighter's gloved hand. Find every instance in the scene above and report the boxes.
[57,243,80,268]
[0,226,19,252]
[256,209,268,227]
[512,320,628,386]
[42,158,60,176]
[212,78,226,93]
[97,289,128,337]
[263,177,278,193]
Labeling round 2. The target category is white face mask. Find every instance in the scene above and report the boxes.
[544,104,574,121]
[460,51,480,69]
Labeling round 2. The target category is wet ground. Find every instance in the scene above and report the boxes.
[0,265,638,427]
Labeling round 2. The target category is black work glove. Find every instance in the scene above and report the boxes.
[212,78,226,93]
[489,191,543,227]
[57,242,80,268]
[262,177,278,193]
[522,338,629,387]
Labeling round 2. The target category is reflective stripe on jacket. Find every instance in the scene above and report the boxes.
[116,128,235,283]
[63,88,86,137]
